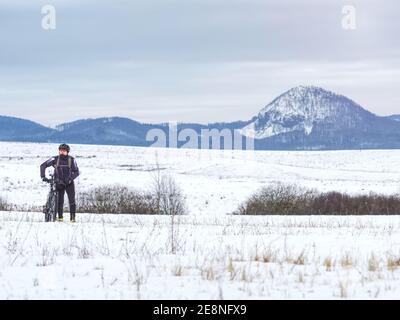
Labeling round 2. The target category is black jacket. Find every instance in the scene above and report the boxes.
[40,155,80,185]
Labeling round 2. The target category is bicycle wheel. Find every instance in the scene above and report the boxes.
[44,192,52,222]
[50,190,58,222]
[44,207,51,222]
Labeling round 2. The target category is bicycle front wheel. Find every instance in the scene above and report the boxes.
[48,190,58,222]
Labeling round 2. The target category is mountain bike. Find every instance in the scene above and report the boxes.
[43,174,58,222]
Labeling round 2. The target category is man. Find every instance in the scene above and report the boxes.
[40,144,80,222]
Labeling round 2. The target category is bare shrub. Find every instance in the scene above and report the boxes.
[77,185,158,214]
[310,192,400,215]
[152,174,187,216]
[236,183,400,215]
[152,168,187,253]
[236,183,315,215]
[77,172,187,217]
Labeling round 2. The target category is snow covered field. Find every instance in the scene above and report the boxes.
[1,142,400,215]
[1,142,400,299]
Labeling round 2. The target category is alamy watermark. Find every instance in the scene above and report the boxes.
[41,5,56,30]
[146,122,255,151]
[342,5,357,30]
[40,4,357,32]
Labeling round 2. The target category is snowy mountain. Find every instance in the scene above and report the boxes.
[1,86,399,149]
[241,86,400,149]
[241,86,376,139]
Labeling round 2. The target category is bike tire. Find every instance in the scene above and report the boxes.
[44,193,52,222]
[45,210,51,222]
[44,190,58,222]
[50,190,58,222]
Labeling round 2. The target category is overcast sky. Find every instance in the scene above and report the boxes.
[0,0,399,126]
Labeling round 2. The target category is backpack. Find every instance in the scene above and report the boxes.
[54,156,72,169]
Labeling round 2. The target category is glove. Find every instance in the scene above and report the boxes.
[42,177,50,183]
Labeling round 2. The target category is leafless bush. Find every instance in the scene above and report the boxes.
[152,165,187,253]
[236,184,315,215]
[236,183,400,215]
[152,173,187,216]
[157,175,187,253]
[311,192,400,215]
[77,173,187,217]
[77,185,158,214]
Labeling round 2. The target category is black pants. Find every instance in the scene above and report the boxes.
[56,182,76,219]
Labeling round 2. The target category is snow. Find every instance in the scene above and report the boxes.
[1,141,399,215]
[2,212,400,299]
[1,141,400,299]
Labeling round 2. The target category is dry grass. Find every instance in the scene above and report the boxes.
[387,256,400,271]
[241,267,249,282]
[226,259,238,281]
[172,265,184,277]
[262,249,277,264]
[293,251,307,265]
[368,254,380,272]
[286,251,307,265]
[339,281,348,298]
[226,258,234,273]
[201,266,216,281]
[1,211,400,299]
[297,272,305,283]
[323,257,334,271]
[340,253,355,268]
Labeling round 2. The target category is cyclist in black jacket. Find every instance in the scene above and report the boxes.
[40,144,80,222]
